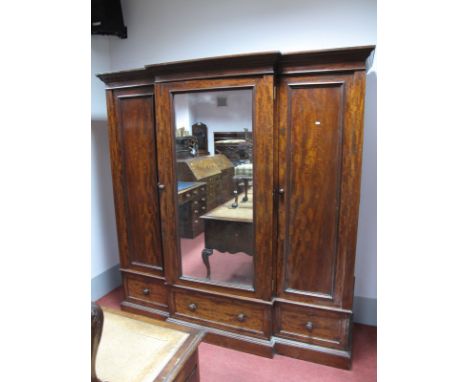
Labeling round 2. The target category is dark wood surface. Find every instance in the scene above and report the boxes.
[100,47,374,369]
[273,301,351,350]
[280,79,344,298]
[97,46,374,87]
[155,76,274,301]
[276,71,366,310]
[178,182,207,238]
[106,86,163,275]
[172,288,268,338]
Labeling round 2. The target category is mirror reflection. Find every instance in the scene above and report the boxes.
[173,89,254,288]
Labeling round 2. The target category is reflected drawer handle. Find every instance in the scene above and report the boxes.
[194,210,199,214]
[201,206,206,210]
[305,321,313,331]
[201,197,206,201]
[237,313,246,322]
[142,288,150,296]
[188,303,197,312]
[186,193,191,198]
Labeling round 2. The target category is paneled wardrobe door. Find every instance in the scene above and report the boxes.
[155,76,275,300]
[276,72,366,309]
[106,86,164,275]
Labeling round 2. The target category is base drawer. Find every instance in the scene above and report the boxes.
[172,289,270,338]
[274,302,351,350]
[124,273,168,311]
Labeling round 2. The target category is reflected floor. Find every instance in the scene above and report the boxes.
[180,233,254,288]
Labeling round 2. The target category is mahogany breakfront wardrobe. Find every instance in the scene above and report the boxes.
[98,46,375,369]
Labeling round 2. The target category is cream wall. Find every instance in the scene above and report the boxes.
[91,0,377,306]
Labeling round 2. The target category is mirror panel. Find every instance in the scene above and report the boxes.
[173,89,254,289]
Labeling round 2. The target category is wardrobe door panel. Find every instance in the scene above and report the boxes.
[289,82,343,297]
[277,75,355,306]
[155,76,274,300]
[108,87,163,273]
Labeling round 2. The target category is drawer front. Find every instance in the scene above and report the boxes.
[274,303,351,349]
[173,290,269,337]
[124,273,168,310]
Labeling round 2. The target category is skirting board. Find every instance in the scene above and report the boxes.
[91,268,377,326]
[353,296,377,326]
[91,264,122,301]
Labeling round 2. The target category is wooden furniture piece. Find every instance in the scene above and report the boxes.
[175,135,198,159]
[177,181,207,239]
[176,155,234,212]
[98,46,374,369]
[192,123,209,156]
[201,189,254,278]
[214,131,253,165]
[94,306,204,382]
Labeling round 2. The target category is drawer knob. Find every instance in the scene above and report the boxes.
[188,303,197,312]
[237,313,246,322]
[142,288,150,296]
[158,183,165,190]
[305,321,313,331]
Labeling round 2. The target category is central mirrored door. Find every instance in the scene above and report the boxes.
[173,88,255,288]
[156,77,274,298]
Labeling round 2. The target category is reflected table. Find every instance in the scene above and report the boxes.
[200,189,253,278]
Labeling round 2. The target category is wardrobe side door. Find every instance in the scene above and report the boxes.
[277,72,366,308]
[107,86,164,275]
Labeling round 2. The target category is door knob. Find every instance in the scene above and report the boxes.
[158,183,165,190]
[278,188,285,194]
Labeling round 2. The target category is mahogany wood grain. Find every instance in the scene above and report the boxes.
[107,86,163,275]
[273,302,351,350]
[283,81,344,298]
[155,77,274,301]
[97,46,375,88]
[277,72,366,311]
[123,272,168,311]
[99,47,374,369]
[273,337,351,370]
[172,288,270,339]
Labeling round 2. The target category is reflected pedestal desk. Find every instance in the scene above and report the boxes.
[201,189,253,278]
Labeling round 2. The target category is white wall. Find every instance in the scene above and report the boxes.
[91,0,377,299]
[174,90,253,155]
[91,36,120,279]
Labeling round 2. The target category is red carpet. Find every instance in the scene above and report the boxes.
[98,287,376,382]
